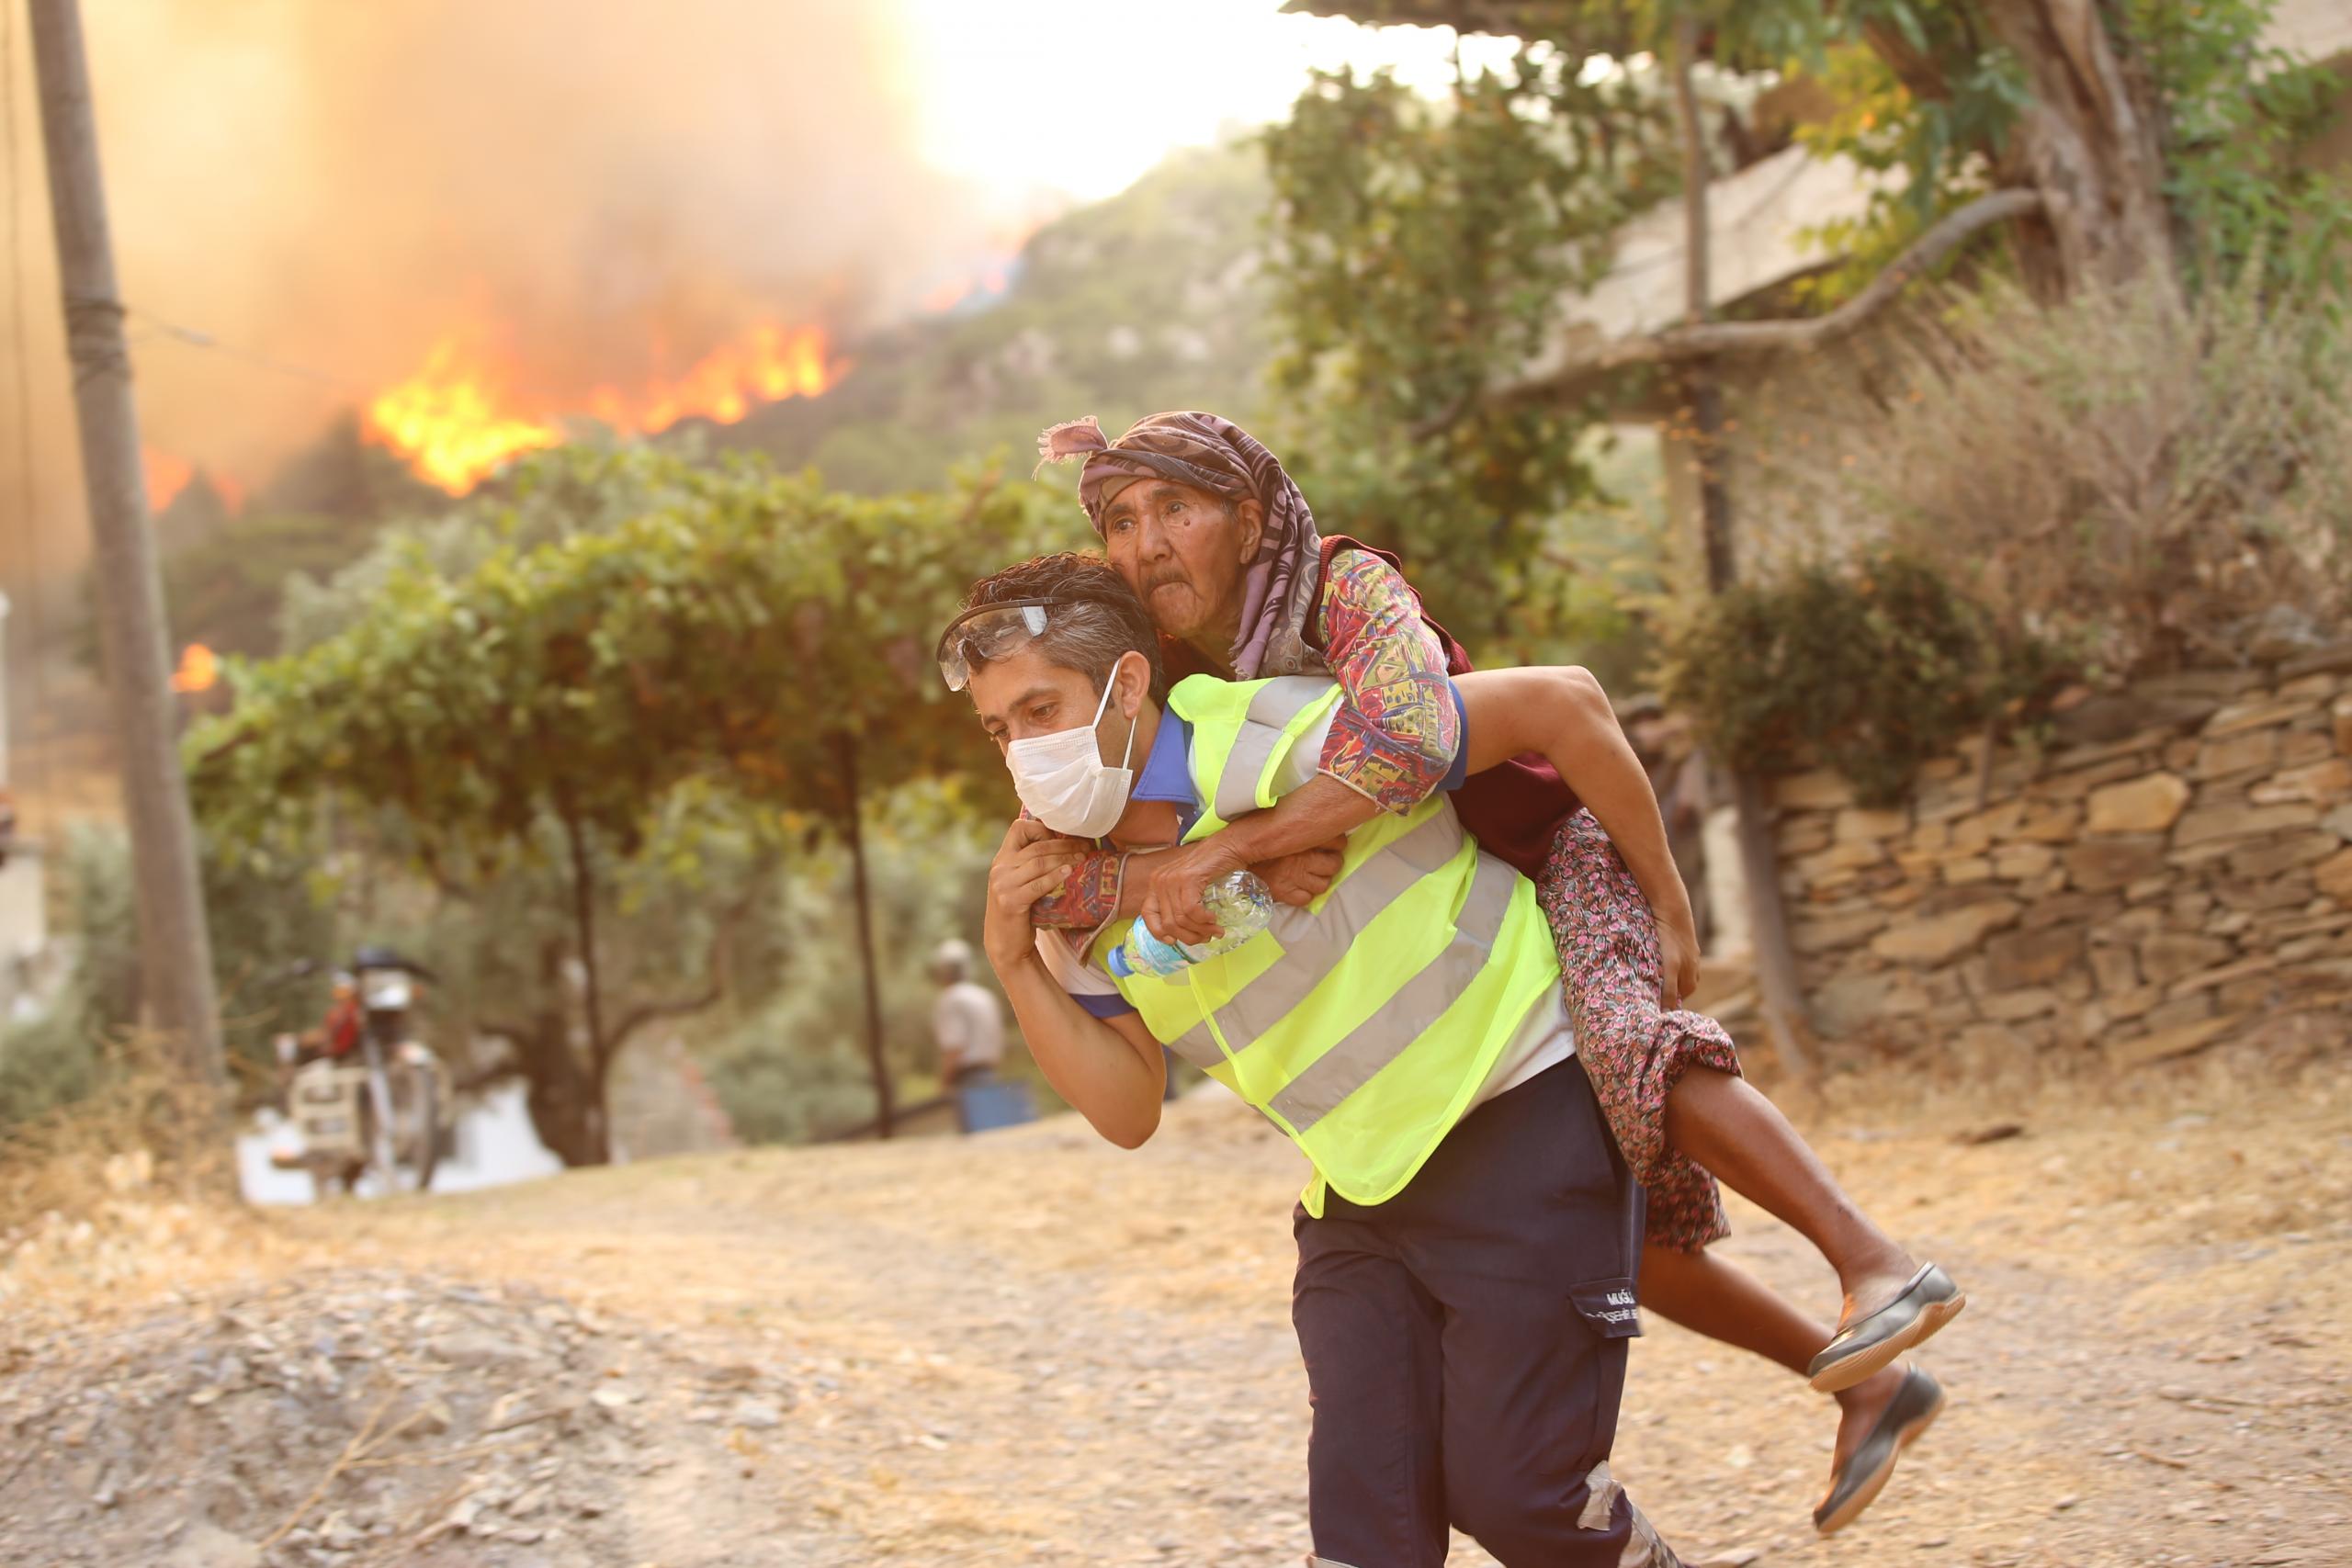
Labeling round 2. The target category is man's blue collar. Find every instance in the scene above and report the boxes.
[1128,707,1201,838]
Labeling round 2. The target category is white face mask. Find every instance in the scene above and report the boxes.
[1005,658,1138,839]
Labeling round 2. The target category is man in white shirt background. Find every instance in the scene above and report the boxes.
[930,939,1008,1132]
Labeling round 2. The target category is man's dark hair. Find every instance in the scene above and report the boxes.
[957,553,1166,703]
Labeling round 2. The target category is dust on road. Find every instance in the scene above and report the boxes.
[5,1049,2348,1567]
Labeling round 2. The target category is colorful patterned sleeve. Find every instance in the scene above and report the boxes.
[1028,847,1125,931]
[1314,550,1461,814]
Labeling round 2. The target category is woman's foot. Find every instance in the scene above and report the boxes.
[1831,1363,1908,1475]
[1810,1261,1967,1393]
[1816,1364,1946,1535]
[1836,1243,1926,1332]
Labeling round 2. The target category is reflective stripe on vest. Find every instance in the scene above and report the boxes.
[1213,676,1342,824]
[1263,848,1516,1132]
[1165,806,1467,1072]
[1099,673,1562,1213]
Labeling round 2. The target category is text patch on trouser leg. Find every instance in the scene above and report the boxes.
[1571,1278,1644,1339]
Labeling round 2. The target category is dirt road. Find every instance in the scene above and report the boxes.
[6,1054,2350,1566]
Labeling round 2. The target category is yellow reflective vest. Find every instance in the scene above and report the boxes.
[1089,674,1562,1215]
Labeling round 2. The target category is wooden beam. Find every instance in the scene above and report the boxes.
[1512,187,2047,404]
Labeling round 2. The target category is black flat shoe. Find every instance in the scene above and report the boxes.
[1807,1262,1966,1393]
[1815,1364,1946,1536]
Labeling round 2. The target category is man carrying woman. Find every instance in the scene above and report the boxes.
[1023,411,1962,1537]
[945,554,1683,1564]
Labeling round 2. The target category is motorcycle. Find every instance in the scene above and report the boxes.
[270,946,454,1199]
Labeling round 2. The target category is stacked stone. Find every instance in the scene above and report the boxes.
[1770,651,2352,1068]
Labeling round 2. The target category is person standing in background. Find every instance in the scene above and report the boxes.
[931,939,1006,1132]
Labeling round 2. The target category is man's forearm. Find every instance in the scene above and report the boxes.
[992,953,1163,1147]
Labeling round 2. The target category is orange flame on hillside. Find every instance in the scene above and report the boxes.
[170,643,220,694]
[365,341,563,495]
[366,321,847,495]
[590,323,837,433]
[143,447,195,513]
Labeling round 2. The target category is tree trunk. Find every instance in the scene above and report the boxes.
[514,937,603,1165]
[519,1018,603,1166]
[1930,0,2177,299]
[834,732,895,1138]
[1671,19,1815,1077]
[560,809,612,1164]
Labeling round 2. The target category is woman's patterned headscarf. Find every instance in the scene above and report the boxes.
[1037,411,1326,679]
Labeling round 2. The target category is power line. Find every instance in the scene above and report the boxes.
[124,302,366,393]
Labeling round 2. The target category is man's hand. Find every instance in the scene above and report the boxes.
[1137,834,1248,946]
[1657,916,1702,1010]
[1255,839,1345,908]
[984,818,1087,975]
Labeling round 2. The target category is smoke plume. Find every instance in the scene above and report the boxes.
[2,0,1003,555]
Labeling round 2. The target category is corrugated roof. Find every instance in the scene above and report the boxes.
[1512,3,2349,399]
[1516,146,1894,391]
[2268,0,2352,68]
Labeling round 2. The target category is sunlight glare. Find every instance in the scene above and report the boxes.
[897,0,1519,206]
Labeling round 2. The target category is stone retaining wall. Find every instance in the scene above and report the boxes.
[1773,651,2352,1068]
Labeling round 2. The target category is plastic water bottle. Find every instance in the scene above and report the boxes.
[1107,869,1275,979]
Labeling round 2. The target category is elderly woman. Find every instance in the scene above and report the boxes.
[1027,412,1962,1534]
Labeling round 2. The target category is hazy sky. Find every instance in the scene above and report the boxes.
[899,0,1516,205]
[0,0,1512,560]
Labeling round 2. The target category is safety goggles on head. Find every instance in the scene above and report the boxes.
[934,598,1072,692]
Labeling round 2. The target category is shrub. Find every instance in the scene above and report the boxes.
[0,1009,98,1133]
[1659,552,2053,807]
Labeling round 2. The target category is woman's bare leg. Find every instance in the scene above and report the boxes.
[1456,666,1922,1325]
[1664,1067,1919,1327]
[1643,1243,1909,1473]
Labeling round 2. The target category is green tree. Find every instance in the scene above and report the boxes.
[1262,51,1677,643]
[703,790,1003,1145]
[377,789,789,1165]
[1273,0,2350,584]
[190,446,1051,1159]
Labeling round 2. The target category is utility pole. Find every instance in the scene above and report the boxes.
[1670,18,1813,1077]
[28,0,223,1089]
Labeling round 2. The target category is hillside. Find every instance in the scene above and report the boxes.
[713,140,1274,493]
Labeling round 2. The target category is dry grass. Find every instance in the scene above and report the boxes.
[0,1031,287,1328]
[1741,270,2352,677]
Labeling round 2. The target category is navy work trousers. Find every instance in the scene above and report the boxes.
[1291,1058,1679,1567]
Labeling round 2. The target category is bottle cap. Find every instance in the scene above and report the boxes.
[1106,947,1135,979]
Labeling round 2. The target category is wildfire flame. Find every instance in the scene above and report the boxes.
[143,447,195,513]
[590,324,836,433]
[142,449,248,516]
[367,322,846,495]
[365,340,563,496]
[170,643,220,694]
